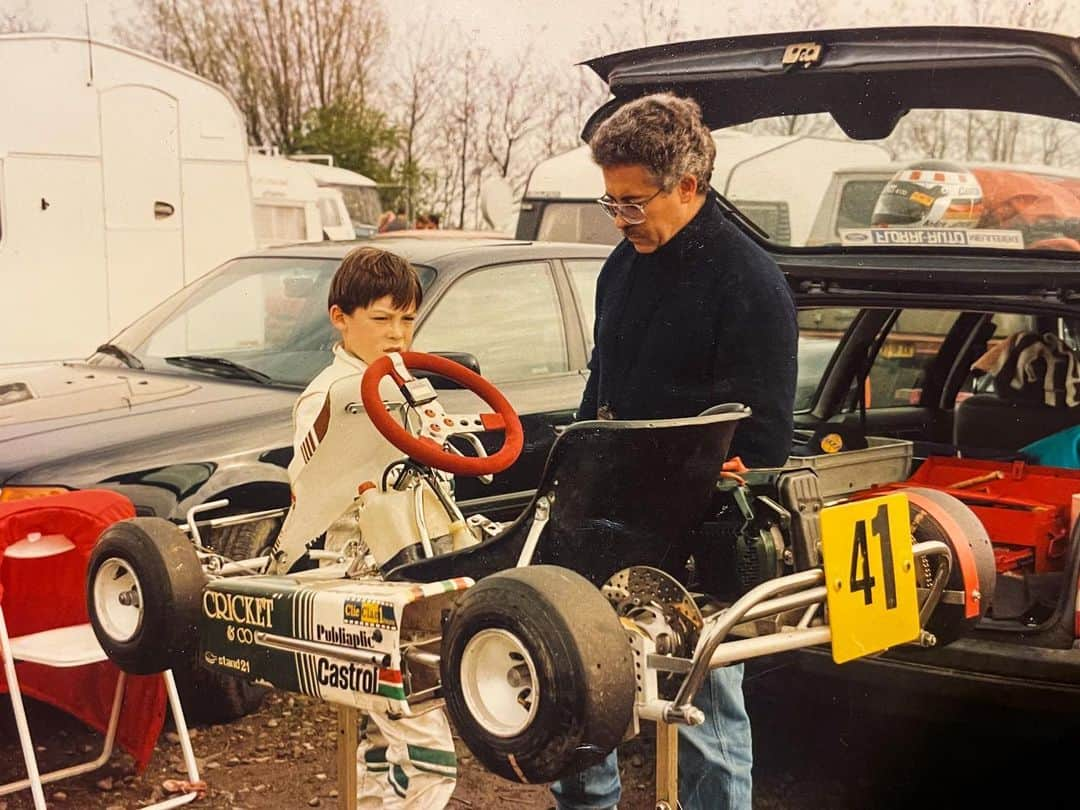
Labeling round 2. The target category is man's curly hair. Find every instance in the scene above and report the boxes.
[589,93,715,192]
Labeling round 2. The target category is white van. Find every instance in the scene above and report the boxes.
[289,156,381,237]
[247,153,324,247]
[0,35,257,364]
[515,132,891,246]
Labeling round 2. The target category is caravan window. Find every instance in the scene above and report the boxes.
[254,203,308,245]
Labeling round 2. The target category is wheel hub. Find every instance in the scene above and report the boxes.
[459,628,539,738]
[92,557,145,642]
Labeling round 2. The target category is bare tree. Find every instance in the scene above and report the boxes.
[0,4,43,33]
[117,0,387,152]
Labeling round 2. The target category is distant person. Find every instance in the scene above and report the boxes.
[426,213,441,230]
[414,214,431,229]
[384,207,409,232]
[376,210,396,233]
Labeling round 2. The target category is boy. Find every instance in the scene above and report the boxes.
[281,246,458,809]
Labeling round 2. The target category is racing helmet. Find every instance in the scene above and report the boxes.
[871,161,985,228]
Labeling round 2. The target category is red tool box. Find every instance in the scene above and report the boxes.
[882,457,1080,574]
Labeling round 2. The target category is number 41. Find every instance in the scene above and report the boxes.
[849,503,898,609]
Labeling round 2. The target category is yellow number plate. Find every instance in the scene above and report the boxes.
[821,493,920,664]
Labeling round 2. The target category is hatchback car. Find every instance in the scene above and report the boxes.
[580,24,1080,707]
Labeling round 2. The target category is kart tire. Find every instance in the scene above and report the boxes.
[87,518,206,675]
[173,666,269,724]
[906,487,996,645]
[441,565,635,784]
[209,518,279,561]
[197,518,276,719]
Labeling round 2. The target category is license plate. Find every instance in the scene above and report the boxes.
[821,493,921,664]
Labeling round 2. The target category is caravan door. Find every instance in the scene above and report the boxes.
[100,85,185,332]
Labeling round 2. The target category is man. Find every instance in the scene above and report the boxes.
[551,93,797,810]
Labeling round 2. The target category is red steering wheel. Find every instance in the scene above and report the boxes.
[360,352,524,477]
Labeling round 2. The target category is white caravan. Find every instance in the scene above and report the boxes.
[0,35,256,364]
[289,156,382,237]
[514,132,891,247]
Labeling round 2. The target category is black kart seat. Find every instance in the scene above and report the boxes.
[954,394,1079,452]
[387,407,750,587]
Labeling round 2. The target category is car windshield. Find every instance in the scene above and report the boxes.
[718,109,1080,254]
[91,256,436,387]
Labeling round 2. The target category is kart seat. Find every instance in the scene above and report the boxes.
[954,394,1078,452]
[387,406,749,587]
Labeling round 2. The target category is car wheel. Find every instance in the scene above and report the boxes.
[87,518,205,675]
[906,487,996,645]
[441,566,635,784]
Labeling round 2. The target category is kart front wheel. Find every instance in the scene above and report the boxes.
[87,518,205,675]
[441,565,635,784]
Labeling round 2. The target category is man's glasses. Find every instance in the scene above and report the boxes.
[595,187,664,225]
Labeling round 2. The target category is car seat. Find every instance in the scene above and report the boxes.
[954,394,1078,452]
[387,407,750,587]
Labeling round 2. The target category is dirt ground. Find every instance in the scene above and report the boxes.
[0,690,660,810]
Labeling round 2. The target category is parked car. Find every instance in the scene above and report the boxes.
[581,24,1080,708]
[0,235,609,718]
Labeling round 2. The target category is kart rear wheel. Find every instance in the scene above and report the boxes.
[441,565,635,784]
[906,487,996,645]
[87,518,205,675]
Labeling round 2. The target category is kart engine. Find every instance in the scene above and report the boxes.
[692,468,824,601]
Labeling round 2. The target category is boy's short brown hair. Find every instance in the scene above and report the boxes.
[328,246,423,315]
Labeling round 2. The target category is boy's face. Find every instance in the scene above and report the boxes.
[329,295,417,364]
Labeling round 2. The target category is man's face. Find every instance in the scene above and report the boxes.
[330,295,417,364]
[600,163,700,253]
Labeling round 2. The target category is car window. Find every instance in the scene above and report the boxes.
[796,308,859,411]
[955,312,1045,403]
[414,262,569,383]
[863,310,963,409]
[565,259,602,354]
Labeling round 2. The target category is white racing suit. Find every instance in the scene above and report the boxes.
[282,344,457,808]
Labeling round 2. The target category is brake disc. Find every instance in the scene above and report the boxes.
[602,566,703,697]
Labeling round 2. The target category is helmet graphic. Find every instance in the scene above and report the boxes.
[871,161,985,229]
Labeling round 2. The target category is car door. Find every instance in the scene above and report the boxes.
[411,259,586,521]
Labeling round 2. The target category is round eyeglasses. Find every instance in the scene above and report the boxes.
[595,187,664,225]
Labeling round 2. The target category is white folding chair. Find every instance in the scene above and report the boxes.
[0,531,203,809]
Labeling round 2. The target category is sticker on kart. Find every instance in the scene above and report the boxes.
[821,493,921,663]
[198,575,467,710]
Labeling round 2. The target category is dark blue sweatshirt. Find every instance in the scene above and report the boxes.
[579,193,797,467]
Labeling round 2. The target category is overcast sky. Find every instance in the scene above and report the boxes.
[9,0,1077,70]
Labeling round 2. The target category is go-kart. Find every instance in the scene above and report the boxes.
[85,351,994,805]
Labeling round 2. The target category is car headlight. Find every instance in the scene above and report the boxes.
[0,486,70,503]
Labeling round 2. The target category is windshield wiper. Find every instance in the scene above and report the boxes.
[165,355,273,385]
[94,343,144,370]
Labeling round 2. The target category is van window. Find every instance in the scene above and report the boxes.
[834,179,890,234]
[731,200,791,244]
[254,203,308,245]
[414,262,568,382]
[317,197,343,228]
[537,203,621,245]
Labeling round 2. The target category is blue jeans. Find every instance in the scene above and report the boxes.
[551,664,752,810]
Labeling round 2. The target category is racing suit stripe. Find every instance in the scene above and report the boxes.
[388,764,409,798]
[407,744,457,776]
[363,746,390,772]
